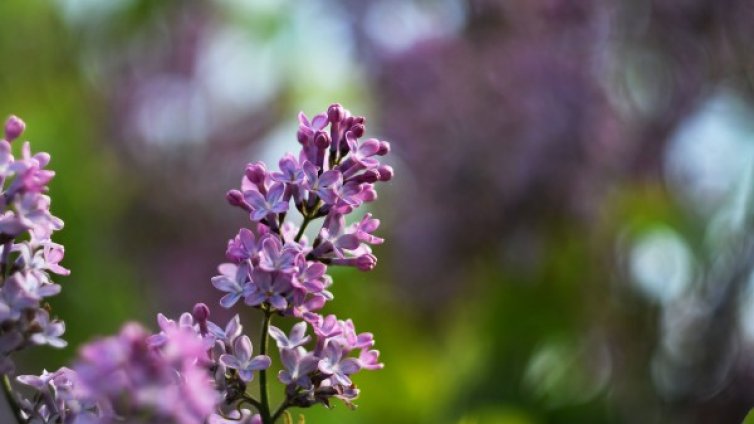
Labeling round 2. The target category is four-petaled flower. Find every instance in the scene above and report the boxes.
[318,341,361,386]
[219,335,271,382]
[245,183,289,222]
[212,263,250,308]
[243,269,291,310]
[278,347,318,388]
[302,162,342,205]
[269,322,310,350]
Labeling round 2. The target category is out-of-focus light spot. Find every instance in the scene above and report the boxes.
[629,226,693,304]
[213,0,285,16]
[54,0,132,26]
[738,273,754,343]
[132,76,208,147]
[666,88,754,215]
[364,0,466,53]
[654,296,736,399]
[705,153,754,250]
[523,338,611,407]
[285,2,360,97]
[622,50,672,116]
[197,28,281,121]
[253,122,299,169]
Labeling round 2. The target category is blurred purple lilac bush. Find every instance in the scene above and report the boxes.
[1,104,390,424]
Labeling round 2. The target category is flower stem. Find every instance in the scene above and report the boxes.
[294,215,312,243]
[1,374,24,423]
[259,311,272,424]
[271,399,290,423]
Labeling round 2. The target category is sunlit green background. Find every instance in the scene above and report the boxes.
[3,1,754,423]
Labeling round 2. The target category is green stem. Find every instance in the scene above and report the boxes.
[294,215,312,242]
[239,394,263,412]
[259,311,272,424]
[2,374,24,423]
[271,399,290,423]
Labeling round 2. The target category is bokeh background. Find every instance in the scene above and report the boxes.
[2,0,754,423]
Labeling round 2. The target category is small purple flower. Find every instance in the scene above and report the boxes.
[219,335,271,382]
[271,153,305,185]
[258,236,298,273]
[206,314,243,348]
[211,263,251,308]
[278,347,318,388]
[292,255,327,293]
[243,269,291,310]
[10,271,60,304]
[341,134,382,175]
[245,182,289,221]
[148,311,196,348]
[297,112,328,141]
[269,322,310,350]
[318,341,360,386]
[310,314,342,339]
[351,213,384,245]
[226,228,259,263]
[7,152,55,197]
[302,162,342,205]
[340,319,375,351]
[357,349,384,371]
[15,193,64,240]
[17,369,57,391]
[291,294,328,320]
[13,241,70,286]
[30,309,67,348]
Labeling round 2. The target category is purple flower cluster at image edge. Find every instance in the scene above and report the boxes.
[0,115,69,374]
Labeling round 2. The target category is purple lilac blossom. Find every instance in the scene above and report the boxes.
[218,335,271,382]
[211,105,387,415]
[0,116,69,376]
[18,321,217,424]
[13,106,388,424]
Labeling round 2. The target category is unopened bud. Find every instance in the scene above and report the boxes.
[244,162,267,185]
[226,190,247,208]
[192,303,210,322]
[327,104,344,123]
[377,141,391,156]
[4,115,25,142]
[377,165,394,182]
[314,131,331,148]
[350,124,365,138]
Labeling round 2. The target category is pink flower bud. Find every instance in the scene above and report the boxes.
[377,165,394,182]
[327,103,344,123]
[377,141,391,156]
[192,303,210,322]
[4,115,25,142]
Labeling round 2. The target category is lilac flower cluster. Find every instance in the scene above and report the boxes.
[219,104,391,313]
[17,320,217,423]
[7,105,387,424]
[0,116,69,374]
[212,104,388,421]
